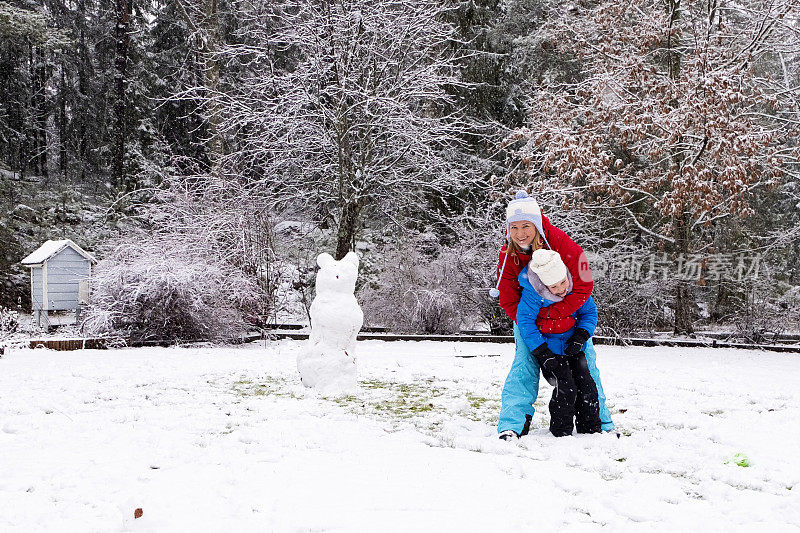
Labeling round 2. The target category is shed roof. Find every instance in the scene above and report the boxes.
[21,239,97,266]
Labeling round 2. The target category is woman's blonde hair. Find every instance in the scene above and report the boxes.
[506,224,544,257]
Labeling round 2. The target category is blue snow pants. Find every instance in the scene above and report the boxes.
[497,323,614,435]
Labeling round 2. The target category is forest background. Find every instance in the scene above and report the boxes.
[1,0,799,343]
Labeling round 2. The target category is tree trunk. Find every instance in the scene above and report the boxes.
[665,0,694,335]
[710,279,726,323]
[673,215,695,335]
[202,0,223,170]
[674,284,695,334]
[76,0,87,183]
[666,0,681,80]
[59,62,67,179]
[113,0,132,191]
[175,0,224,171]
[30,45,49,178]
[335,199,361,260]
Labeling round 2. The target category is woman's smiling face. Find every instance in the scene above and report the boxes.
[508,221,537,248]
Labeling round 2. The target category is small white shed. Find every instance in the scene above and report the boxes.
[21,239,96,329]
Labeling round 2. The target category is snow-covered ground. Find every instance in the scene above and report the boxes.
[1,340,798,532]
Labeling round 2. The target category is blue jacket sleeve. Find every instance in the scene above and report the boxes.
[574,296,598,336]
[516,296,547,352]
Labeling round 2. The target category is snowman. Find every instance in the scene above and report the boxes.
[297,251,364,393]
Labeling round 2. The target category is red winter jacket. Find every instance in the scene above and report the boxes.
[496,215,594,334]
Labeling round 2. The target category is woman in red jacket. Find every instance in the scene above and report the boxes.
[491,191,615,439]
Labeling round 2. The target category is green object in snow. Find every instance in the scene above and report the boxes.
[726,452,751,468]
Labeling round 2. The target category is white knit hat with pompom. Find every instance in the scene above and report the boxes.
[506,190,542,228]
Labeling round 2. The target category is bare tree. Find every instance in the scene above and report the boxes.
[507,0,800,333]
[213,0,482,259]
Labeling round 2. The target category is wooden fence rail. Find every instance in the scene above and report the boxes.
[28,338,111,351]
[263,331,800,354]
[12,330,800,354]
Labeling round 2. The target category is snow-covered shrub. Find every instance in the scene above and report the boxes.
[724,280,800,344]
[360,243,467,334]
[449,243,511,335]
[592,279,672,338]
[83,239,261,343]
[0,306,19,335]
[403,288,461,335]
[732,300,778,343]
[136,171,283,327]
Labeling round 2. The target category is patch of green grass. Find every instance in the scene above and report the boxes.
[231,375,504,440]
[333,394,360,405]
[326,379,503,436]
[616,457,627,462]
[359,379,389,390]
[466,393,490,409]
[341,379,446,419]
[357,379,443,398]
[231,376,295,398]
[461,392,501,423]
[725,453,751,468]
[376,399,434,415]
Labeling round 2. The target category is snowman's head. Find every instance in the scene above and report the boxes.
[315,252,360,295]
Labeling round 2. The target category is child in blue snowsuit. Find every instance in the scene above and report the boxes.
[498,249,611,437]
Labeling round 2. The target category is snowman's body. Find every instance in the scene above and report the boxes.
[308,292,362,352]
[297,252,363,393]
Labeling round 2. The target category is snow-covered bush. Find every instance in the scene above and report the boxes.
[130,169,289,327]
[83,238,261,343]
[724,281,800,343]
[592,279,672,338]
[403,288,461,335]
[779,287,800,336]
[0,306,19,335]
[360,242,468,334]
[449,243,511,335]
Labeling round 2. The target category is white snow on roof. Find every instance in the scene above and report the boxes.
[21,239,96,265]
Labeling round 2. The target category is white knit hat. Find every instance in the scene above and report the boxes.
[528,249,568,286]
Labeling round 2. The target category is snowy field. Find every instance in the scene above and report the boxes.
[1,339,799,532]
